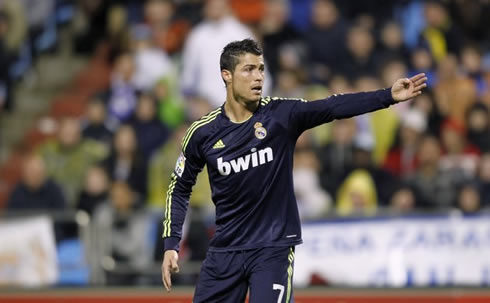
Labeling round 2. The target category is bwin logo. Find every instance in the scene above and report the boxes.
[217,147,274,175]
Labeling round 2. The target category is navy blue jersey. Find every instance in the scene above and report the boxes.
[163,89,395,252]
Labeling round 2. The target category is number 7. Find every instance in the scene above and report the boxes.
[273,283,284,303]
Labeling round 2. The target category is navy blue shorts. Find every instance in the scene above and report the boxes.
[193,246,295,303]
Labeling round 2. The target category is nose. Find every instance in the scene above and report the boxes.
[254,69,264,82]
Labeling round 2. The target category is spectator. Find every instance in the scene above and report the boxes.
[420,0,463,61]
[477,153,490,207]
[129,93,170,158]
[272,68,306,99]
[447,1,490,44]
[336,169,377,217]
[21,0,55,60]
[408,47,437,88]
[316,118,356,196]
[434,54,477,124]
[144,0,191,55]
[102,124,147,199]
[461,45,485,94]
[407,135,465,209]
[1,0,27,57]
[72,0,109,54]
[81,97,115,147]
[342,25,380,80]
[389,185,417,214]
[7,153,65,211]
[380,59,408,91]
[349,132,399,206]
[377,21,410,64]
[130,24,173,92]
[411,90,443,136]
[456,182,481,214]
[294,132,332,220]
[305,0,348,82]
[180,0,261,107]
[106,52,138,123]
[384,109,427,178]
[439,118,480,177]
[106,5,130,62]
[153,77,185,129]
[39,117,108,206]
[77,166,110,216]
[93,182,150,285]
[259,0,302,81]
[328,74,353,94]
[466,103,490,153]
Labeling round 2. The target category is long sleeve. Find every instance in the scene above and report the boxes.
[162,129,205,252]
[289,88,396,136]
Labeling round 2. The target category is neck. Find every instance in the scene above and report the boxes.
[224,91,259,123]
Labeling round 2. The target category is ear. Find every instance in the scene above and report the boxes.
[221,69,232,86]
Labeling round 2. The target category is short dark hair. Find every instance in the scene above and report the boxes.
[220,39,263,73]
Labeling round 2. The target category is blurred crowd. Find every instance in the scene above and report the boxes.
[3,0,490,285]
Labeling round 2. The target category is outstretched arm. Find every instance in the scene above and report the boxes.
[391,73,427,102]
[282,73,428,134]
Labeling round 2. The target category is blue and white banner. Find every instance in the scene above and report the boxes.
[294,214,490,287]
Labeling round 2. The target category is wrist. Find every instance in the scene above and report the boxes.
[164,237,181,252]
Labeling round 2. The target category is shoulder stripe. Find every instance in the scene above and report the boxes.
[260,96,271,106]
[182,109,221,153]
[181,108,221,148]
[260,96,307,107]
[181,108,221,149]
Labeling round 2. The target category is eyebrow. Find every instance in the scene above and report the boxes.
[243,64,265,69]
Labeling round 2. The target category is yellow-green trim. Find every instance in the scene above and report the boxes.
[181,108,221,149]
[286,247,294,303]
[162,110,221,238]
[260,96,307,107]
[181,109,221,153]
[162,174,177,237]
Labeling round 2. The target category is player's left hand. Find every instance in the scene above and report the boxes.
[162,250,179,292]
[391,73,427,102]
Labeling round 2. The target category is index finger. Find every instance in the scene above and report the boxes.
[409,73,426,83]
[163,267,172,292]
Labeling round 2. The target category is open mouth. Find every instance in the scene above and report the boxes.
[252,86,262,94]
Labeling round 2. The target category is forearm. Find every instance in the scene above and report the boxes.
[162,175,191,252]
[291,88,396,131]
[318,88,395,120]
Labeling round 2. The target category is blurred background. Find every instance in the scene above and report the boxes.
[1,0,490,301]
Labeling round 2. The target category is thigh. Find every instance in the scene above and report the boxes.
[193,251,248,303]
[248,246,295,303]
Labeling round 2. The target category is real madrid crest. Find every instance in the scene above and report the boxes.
[254,122,267,139]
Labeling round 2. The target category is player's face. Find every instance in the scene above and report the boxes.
[231,53,265,103]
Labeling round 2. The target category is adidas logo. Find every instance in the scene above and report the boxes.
[213,139,226,149]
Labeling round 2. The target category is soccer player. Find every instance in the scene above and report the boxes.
[162,39,427,302]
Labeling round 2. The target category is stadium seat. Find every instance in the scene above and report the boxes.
[56,238,90,285]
